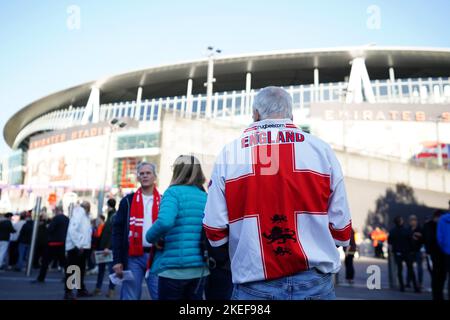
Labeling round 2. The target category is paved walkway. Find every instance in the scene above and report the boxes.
[0,256,441,300]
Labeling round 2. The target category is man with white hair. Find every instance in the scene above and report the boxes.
[203,86,352,300]
[112,162,160,300]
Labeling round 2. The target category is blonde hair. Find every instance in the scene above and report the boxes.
[170,155,206,190]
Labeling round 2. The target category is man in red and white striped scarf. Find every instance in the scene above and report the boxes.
[112,162,161,300]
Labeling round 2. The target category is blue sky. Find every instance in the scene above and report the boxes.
[1,0,449,154]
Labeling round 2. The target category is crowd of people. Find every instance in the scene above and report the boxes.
[0,86,449,301]
[388,210,450,300]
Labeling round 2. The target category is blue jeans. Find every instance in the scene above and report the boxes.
[120,254,159,300]
[96,262,115,290]
[158,276,205,300]
[16,243,30,271]
[412,252,423,286]
[232,269,336,300]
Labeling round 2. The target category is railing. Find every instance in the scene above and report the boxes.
[13,77,450,149]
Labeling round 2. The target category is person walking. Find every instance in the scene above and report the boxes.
[8,213,25,269]
[64,201,93,300]
[33,212,49,269]
[437,204,450,300]
[146,155,209,300]
[203,86,352,300]
[33,205,69,283]
[0,213,16,270]
[423,210,447,300]
[15,213,33,272]
[407,214,424,289]
[112,162,160,300]
[94,199,117,298]
[388,216,420,293]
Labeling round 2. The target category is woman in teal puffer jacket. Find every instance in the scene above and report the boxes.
[145,155,209,300]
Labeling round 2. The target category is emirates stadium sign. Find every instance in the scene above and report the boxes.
[311,103,450,122]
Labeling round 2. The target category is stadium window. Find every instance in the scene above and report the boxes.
[138,139,146,148]
[227,98,232,109]
[140,106,145,121]
[235,97,242,112]
[402,84,409,95]
[200,100,206,113]
[293,92,300,104]
[323,89,330,101]
[303,91,310,103]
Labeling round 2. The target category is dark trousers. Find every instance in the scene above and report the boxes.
[375,244,384,258]
[85,249,95,270]
[394,252,418,291]
[8,241,19,266]
[205,268,233,300]
[430,254,447,300]
[95,262,115,290]
[407,251,424,286]
[445,255,450,300]
[345,254,355,280]
[64,248,88,293]
[33,244,46,269]
[37,245,66,282]
[158,276,204,300]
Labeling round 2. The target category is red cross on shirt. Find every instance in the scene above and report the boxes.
[225,142,331,280]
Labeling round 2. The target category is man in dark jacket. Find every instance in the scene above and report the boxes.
[34,206,69,283]
[16,214,33,272]
[112,162,159,300]
[407,215,424,289]
[94,199,116,298]
[388,216,419,292]
[0,213,16,270]
[33,213,49,269]
[437,204,450,300]
[423,210,446,300]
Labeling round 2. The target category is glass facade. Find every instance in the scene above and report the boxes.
[117,133,160,151]
[8,150,24,185]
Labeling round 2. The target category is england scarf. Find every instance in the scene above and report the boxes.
[128,187,161,256]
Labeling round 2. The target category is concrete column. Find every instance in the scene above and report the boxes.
[205,57,215,118]
[389,67,396,83]
[186,79,193,115]
[314,68,319,102]
[245,72,252,113]
[135,86,143,120]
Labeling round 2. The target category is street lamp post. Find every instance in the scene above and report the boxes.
[205,46,221,118]
[97,118,127,216]
[435,116,443,167]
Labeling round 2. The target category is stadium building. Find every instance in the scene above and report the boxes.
[2,46,450,230]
